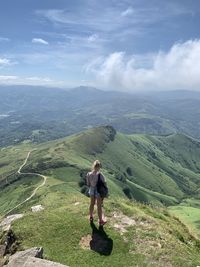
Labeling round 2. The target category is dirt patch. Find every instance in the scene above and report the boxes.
[79,235,91,250]
[110,211,136,235]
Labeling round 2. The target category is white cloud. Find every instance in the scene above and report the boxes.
[0,75,18,81]
[32,38,49,45]
[0,75,70,88]
[0,37,10,42]
[0,58,11,66]
[86,39,200,91]
[121,7,134,17]
[25,76,52,82]
[0,58,17,67]
[88,34,98,43]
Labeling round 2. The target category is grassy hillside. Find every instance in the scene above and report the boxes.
[1,126,200,213]
[10,193,200,267]
[1,126,200,266]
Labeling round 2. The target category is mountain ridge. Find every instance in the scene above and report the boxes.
[1,85,200,147]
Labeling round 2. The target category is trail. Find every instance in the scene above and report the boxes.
[5,150,47,216]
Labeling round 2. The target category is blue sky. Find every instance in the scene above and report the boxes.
[0,0,200,91]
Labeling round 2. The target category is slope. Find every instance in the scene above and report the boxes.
[1,126,200,213]
[1,127,200,266]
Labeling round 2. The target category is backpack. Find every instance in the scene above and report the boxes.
[96,173,109,198]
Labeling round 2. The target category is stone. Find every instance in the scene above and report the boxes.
[31,205,44,212]
[0,244,6,257]
[0,214,24,232]
[8,247,43,260]
[5,256,68,267]
[5,247,69,267]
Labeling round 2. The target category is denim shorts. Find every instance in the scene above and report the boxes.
[89,187,100,197]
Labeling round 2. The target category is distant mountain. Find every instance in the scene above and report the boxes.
[1,85,200,146]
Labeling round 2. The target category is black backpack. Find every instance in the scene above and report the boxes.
[96,173,109,198]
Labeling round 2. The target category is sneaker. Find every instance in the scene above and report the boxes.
[89,216,94,222]
[99,219,107,226]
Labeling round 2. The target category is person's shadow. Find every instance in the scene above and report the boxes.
[90,221,113,256]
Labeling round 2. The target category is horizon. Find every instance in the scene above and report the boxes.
[0,0,200,92]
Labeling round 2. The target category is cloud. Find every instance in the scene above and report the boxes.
[32,38,49,45]
[88,34,98,43]
[35,3,194,57]
[0,75,18,81]
[0,37,10,42]
[121,7,134,17]
[0,75,71,88]
[86,39,200,91]
[0,58,17,68]
[0,58,11,66]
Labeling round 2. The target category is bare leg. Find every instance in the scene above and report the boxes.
[101,197,104,207]
[89,196,95,218]
[97,196,103,221]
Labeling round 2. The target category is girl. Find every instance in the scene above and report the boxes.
[86,160,107,226]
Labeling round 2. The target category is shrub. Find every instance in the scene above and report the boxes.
[126,167,133,176]
[80,185,88,195]
[123,186,132,199]
[115,172,126,183]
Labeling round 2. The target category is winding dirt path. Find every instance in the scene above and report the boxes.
[5,150,47,215]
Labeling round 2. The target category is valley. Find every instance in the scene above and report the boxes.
[1,86,200,147]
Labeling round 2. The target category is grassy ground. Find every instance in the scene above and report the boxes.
[0,144,33,180]
[0,174,42,215]
[169,203,200,238]
[11,190,200,267]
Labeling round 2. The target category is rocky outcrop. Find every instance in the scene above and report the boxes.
[0,214,24,232]
[5,247,69,267]
[0,229,18,257]
[0,244,6,258]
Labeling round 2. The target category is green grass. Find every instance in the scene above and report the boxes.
[2,126,200,209]
[1,126,200,266]
[0,175,41,215]
[169,205,200,238]
[0,144,33,180]
[11,193,200,267]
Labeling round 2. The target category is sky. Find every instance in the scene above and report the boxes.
[0,0,200,92]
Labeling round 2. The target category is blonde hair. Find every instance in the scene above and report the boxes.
[92,160,102,171]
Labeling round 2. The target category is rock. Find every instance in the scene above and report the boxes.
[0,244,6,257]
[4,229,17,255]
[6,256,68,267]
[0,257,6,267]
[8,247,43,260]
[0,214,24,232]
[31,205,44,212]
[5,247,69,267]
